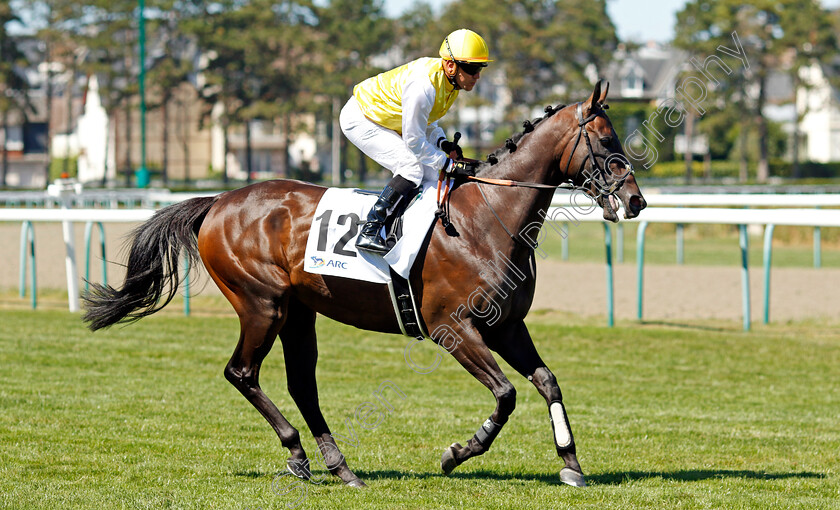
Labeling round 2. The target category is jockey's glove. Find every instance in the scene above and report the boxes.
[438,137,463,159]
[445,159,478,178]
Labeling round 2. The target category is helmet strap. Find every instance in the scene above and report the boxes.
[443,59,462,90]
[444,36,456,61]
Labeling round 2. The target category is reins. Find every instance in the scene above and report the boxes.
[466,176,563,189]
[475,182,535,249]
[436,172,566,248]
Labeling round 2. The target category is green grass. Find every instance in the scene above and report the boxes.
[539,222,840,267]
[1,305,838,509]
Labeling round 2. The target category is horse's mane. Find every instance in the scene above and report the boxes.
[479,103,567,171]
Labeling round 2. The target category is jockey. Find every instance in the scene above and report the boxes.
[340,28,491,254]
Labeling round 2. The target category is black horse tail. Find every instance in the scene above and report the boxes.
[82,196,217,331]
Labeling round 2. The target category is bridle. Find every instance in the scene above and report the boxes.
[439,101,635,247]
[466,102,634,196]
[563,101,635,200]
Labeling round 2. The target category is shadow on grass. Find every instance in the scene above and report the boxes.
[354,469,559,484]
[639,320,736,333]
[234,471,263,478]
[587,469,826,485]
[235,467,826,485]
[351,468,826,485]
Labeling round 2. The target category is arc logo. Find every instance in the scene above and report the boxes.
[309,256,325,268]
[308,256,349,270]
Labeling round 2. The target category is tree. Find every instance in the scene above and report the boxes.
[191,0,319,182]
[316,0,392,183]
[0,1,30,187]
[395,1,438,62]
[21,0,81,184]
[674,1,751,181]
[441,0,618,111]
[774,1,836,178]
[145,0,202,184]
[72,0,143,186]
[675,0,837,182]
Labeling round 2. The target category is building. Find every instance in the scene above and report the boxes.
[798,61,840,163]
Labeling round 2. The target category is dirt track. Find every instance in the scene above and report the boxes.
[1,222,838,322]
[533,259,840,322]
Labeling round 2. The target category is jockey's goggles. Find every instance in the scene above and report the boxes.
[456,61,487,76]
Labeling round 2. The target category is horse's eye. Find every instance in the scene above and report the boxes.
[599,137,611,145]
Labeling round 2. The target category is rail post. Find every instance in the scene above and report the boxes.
[46,179,83,312]
[762,224,775,324]
[19,221,37,309]
[636,221,649,320]
[814,227,821,269]
[616,223,624,263]
[676,223,684,264]
[603,222,614,327]
[84,221,107,293]
[814,206,821,268]
[739,224,750,331]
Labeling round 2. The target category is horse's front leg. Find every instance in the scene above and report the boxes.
[436,324,517,475]
[489,320,586,487]
[529,366,585,486]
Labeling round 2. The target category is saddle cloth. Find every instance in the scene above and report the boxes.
[303,181,438,283]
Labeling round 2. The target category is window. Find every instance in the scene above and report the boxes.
[622,67,644,98]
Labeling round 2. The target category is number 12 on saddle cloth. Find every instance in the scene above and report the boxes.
[303,182,439,283]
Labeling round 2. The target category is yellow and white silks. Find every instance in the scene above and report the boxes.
[340,57,459,186]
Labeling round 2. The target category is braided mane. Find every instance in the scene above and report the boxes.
[483,104,567,167]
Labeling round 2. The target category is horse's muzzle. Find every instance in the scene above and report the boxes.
[622,193,646,219]
[614,172,646,220]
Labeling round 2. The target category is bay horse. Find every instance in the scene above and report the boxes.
[83,80,646,489]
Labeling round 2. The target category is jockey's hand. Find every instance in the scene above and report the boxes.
[439,132,463,160]
[440,140,463,160]
[446,159,478,178]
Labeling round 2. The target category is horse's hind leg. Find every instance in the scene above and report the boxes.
[490,320,586,487]
[224,307,310,476]
[279,298,365,487]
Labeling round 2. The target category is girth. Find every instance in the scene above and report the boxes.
[386,268,428,340]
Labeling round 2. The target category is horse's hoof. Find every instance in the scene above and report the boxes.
[287,458,311,479]
[441,442,461,475]
[560,467,587,487]
[345,478,367,488]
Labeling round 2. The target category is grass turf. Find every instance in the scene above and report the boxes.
[0,306,838,509]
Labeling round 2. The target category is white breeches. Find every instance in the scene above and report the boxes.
[339,96,438,186]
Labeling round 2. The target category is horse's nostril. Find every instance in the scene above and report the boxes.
[630,195,645,211]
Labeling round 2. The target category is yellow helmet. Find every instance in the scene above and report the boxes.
[439,29,492,63]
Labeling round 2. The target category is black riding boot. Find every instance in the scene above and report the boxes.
[356,175,416,254]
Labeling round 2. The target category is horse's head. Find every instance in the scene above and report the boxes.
[557,80,647,222]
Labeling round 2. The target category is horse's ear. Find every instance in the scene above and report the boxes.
[586,79,603,115]
[599,81,609,104]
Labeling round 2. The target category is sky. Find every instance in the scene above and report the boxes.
[384,0,840,44]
